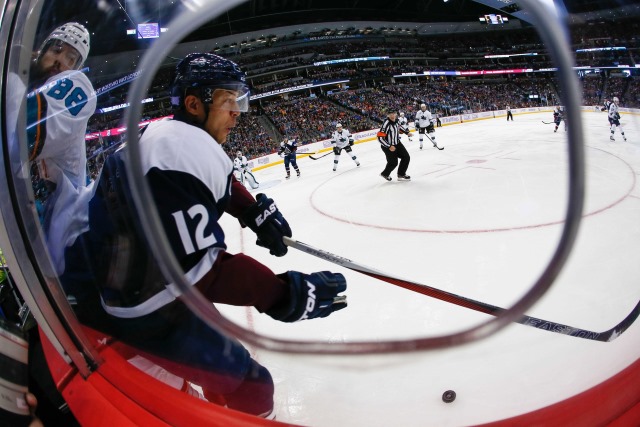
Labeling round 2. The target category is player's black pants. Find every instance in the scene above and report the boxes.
[380,142,410,177]
[507,111,513,121]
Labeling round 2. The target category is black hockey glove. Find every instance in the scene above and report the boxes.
[333,146,341,155]
[266,271,347,322]
[241,193,292,257]
[614,112,621,120]
[349,138,354,146]
[426,123,435,133]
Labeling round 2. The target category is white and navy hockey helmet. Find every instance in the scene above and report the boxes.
[236,150,242,157]
[39,22,91,68]
[170,53,250,112]
[420,103,427,110]
[399,112,405,116]
[613,96,619,103]
[336,123,342,128]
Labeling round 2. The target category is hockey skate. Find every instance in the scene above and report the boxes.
[380,174,391,182]
[286,173,291,179]
[623,135,627,141]
[610,135,615,141]
[296,170,301,177]
[356,162,361,167]
[397,175,411,181]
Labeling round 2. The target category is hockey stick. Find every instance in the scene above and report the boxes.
[283,236,640,342]
[542,121,555,124]
[424,133,444,150]
[309,151,332,160]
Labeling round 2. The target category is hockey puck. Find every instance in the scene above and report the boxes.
[442,390,456,403]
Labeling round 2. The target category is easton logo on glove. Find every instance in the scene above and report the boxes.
[267,271,347,322]
[255,202,277,227]
[241,193,292,256]
[298,281,317,321]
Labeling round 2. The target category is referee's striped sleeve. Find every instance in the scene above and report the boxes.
[378,120,400,147]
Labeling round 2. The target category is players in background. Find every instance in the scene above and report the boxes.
[601,98,612,113]
[398,112,413,142]
[608,97,627,141]
[377,108,411,181]
[22,23,96,276]
[278,138,301,179]
[331,123,360,171]
[60,53,347,418]
[601,98,613,127]
[398,112,409,129]
[553,106,566,133]
[506,105,513,121]
[234,150,259,189]
[414,103,437,150]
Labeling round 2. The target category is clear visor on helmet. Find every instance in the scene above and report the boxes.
[209,83,250,113]
[42,39,83,70]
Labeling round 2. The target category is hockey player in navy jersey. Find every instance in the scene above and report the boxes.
[553,106,566,133]
[601,98,613,126]
[278,137,301,179]
[60,53,347,418]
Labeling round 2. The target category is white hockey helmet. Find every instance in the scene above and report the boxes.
[40,22,91,67]
[236,150,242,157]
[336,123,342,128]
[420,103,426,110]
[613,96,619,103]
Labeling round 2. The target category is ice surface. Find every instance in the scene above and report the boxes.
[216,111,640,426]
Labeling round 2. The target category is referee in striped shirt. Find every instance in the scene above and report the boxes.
[377,107,411,181]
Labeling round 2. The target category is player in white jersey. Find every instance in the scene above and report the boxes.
[608,97,627,141]
[398,111,408,128]
[233,150,259,189]
[60,53,347,418]
[22,23,96,275]
[414,103,437,150]
[397,112,413,142]
[330,123,360,171]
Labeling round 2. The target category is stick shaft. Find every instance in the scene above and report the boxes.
[423,133,444,150]
[309,152,332,160]
[283,237,639,342]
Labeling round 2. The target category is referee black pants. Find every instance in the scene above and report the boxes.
[380,142,410,177]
